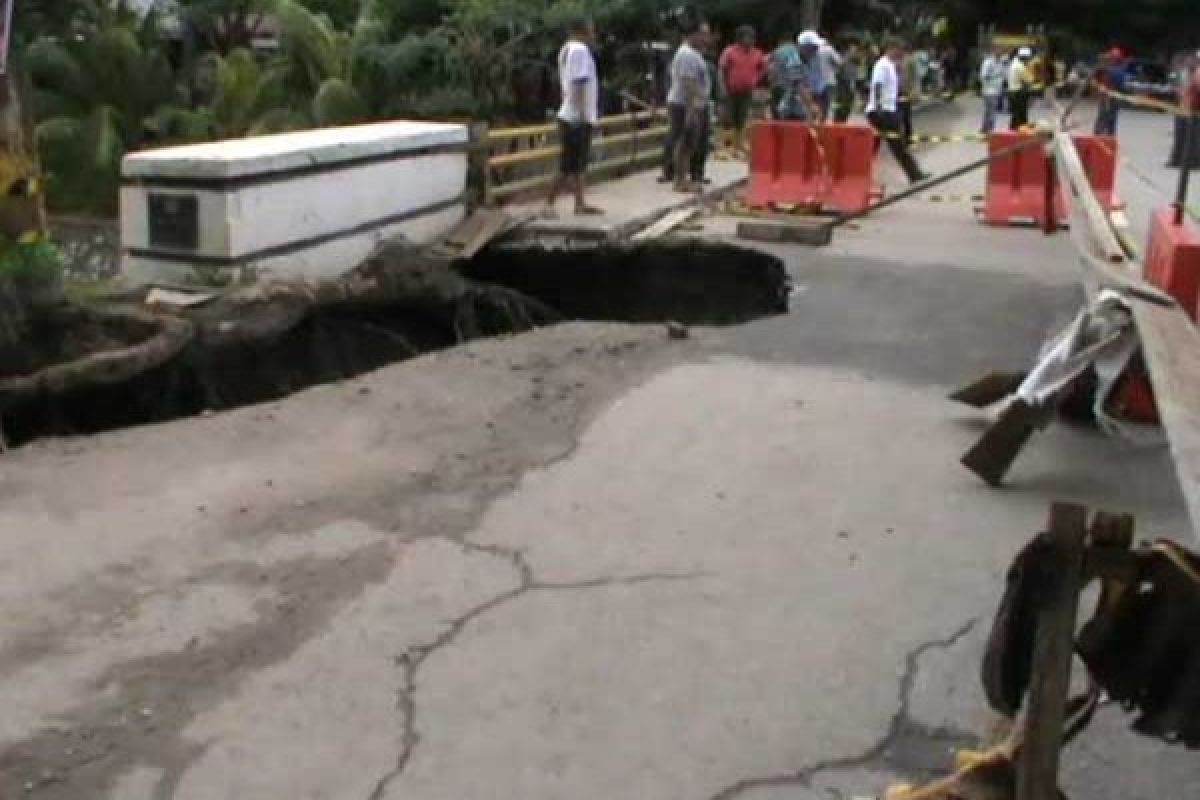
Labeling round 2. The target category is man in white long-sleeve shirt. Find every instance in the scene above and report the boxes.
[865,38,928,184]
[979,43,1006,133]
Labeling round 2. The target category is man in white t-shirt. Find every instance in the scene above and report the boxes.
[865,38,928,184]
[546,17,603,216]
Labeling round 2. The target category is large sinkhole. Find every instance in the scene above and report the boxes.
[0,240,789,448]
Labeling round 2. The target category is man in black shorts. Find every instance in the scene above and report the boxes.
[546,17,603,216]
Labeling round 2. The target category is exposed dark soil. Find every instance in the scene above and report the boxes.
[1,308,158,380]
[0,239,788,448]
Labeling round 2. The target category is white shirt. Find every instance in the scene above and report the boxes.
[667,43,712,108]
[1008,58,1032,91]
[557,40,599,125]
[865,55,899,113]
[980,56,1005,96]
[817,43,841,88]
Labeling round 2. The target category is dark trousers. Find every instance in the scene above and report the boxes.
[1009,90,1030,130]
[868,110,924,184]
[1094,97,1119,136]
[898,100,914,142]
[833,83,855,123]
[662,104,708,181]
[1171,114,1200,168]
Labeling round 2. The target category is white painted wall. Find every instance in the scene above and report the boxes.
[120,121,470,284]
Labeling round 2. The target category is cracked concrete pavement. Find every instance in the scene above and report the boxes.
[3,99,1200,799]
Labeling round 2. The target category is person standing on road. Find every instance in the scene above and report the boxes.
[833,40,861,123]
[660,20,713,193]
[866,38,929,185]
[775,31,823,122]
[1093,48,1127,136]
[980,43,1006,133]
[816,35,842,119]
[545,17,602,216]
[1170,52,1200,168]
[719,25,766,153]
[768,32,798,120]
[1008,47,1035,130]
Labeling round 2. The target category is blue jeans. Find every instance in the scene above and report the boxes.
[981,94,1001,133]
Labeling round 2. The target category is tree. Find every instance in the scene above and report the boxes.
[25,4,181,213]
[178,0,274,53]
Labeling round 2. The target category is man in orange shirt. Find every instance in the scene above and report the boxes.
[718,25,766,153]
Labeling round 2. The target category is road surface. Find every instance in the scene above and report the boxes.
[1,98,1197,799]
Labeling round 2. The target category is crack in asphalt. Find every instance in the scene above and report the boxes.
[705,617,981,800]
[366,538,707,800]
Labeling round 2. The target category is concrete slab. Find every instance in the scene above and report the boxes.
[510,159,746,243]
[122,121,468,180]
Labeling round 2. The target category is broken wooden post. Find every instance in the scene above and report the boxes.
[1016,502,1088,800]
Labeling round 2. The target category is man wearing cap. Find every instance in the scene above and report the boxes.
[776,30,823,121]
[1093,48,1127,136]
[866,38,928,184]
[1008,47,1035,130]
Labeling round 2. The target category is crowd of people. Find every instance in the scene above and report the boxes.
[546,16,946,213]
[544,15,1200,216]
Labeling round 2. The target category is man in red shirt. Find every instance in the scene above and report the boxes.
[718,25,766,153]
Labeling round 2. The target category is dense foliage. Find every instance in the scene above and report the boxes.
[14,0,1200,216]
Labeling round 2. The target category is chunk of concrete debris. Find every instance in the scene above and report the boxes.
[666,320,690,340]
[737,218,832,246]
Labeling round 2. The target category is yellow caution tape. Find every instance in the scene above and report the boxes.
[923,193,984,204]
[879,131,988,144]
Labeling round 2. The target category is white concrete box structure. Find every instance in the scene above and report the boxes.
[120,121,468,284]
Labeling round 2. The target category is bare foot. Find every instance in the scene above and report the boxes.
[574,205,604,216]
[674,180,700,194]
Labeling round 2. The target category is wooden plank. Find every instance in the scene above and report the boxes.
[960,399,1045,487]
[736,219,832,246]
[1054,133,1126,265]
[631,208,700,241]
[1056,133,1200,542]
[435,209,515,260]
[487,109,667,142]
[1016,502,1088,800]
[1129,300,1200,541]
[489,125,669,170]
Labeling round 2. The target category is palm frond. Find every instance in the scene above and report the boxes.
[311,78,367,126]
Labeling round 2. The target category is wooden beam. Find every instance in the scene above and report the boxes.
[1056,134,1200,542]
[736,219,833,246]
[632,208,700,241]
[1016,503,1088,800]
[489,125,669,169]
[1053,133,1126,265]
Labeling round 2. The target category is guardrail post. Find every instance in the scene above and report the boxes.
[1174,114,1195,226]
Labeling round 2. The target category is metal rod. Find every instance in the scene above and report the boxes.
[831,132,1052,228]
[1175,114,1194,226]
